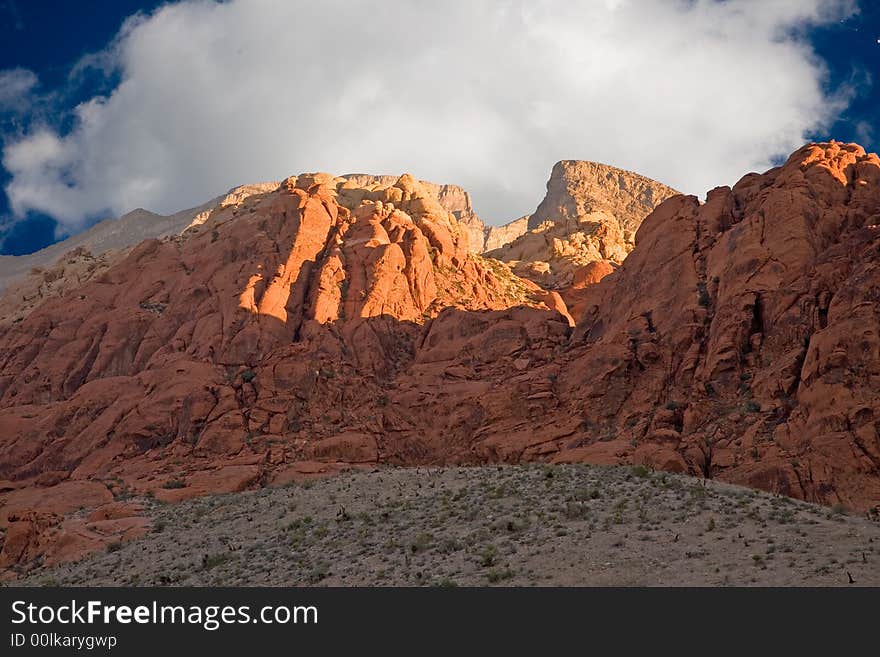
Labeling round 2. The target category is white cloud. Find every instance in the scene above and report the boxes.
[0,68,38,112]
[0,0,859,234]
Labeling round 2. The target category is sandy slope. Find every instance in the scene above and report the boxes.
[18,465,880,587]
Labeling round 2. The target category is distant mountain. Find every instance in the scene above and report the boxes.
[486,160,678,288]
[0,183,278,326]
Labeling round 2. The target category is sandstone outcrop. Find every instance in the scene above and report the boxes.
[487,161,678,287]
[0,172,557,573]
[0,247,116,327]
[338,175,531,256]
[558,142,880,510]
[337,174,490,253]
[2,142,879,576]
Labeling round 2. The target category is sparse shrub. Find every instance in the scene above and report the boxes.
[689,485,707,500]
[409,533,434,553]
[106,541,123,553]
[438,538,464,554]
[200,553,232,571]
[286,517,313,531]
[432,577,458,588]
[241,369,257,383]
[486,568,515,583]
[631,464,651,478]
[563,500,591,520]
[309,562,330,583]
[575,487,601,501]
[162,479,186,490]
[479,545,498,568]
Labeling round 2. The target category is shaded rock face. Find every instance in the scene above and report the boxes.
[487,160,678,288]
[564,142,880,511]
[2,142,880,575]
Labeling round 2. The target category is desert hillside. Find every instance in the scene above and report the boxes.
[14,465,880,587]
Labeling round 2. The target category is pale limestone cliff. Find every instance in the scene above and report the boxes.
[487,161,678,287]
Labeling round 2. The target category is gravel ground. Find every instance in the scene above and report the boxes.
[18,464,880,587]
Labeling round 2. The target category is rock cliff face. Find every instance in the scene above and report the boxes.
[1,142,879,576]
[559,142,880,510]
[484,216,530,252]
[487,161,678,287]
[0,172,560,572]
[2,162,659,327]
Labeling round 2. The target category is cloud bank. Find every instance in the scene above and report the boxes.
[0,0,859,235]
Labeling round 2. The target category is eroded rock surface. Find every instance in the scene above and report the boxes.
[2,142,880,576]
[562,142,880,512]
[0,172,559,573]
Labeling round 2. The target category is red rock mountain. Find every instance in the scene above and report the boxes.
[1,142,879,573]
[563,142,880,511]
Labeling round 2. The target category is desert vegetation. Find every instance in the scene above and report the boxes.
[18,465,880,587]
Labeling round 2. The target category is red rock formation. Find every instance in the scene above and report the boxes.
[0,172,557,572]
[2,142,879,575]
[558,142,880,510]
[571,260,616,289]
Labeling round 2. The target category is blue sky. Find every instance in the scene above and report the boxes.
[0,0,165,254]
[1,0,878,256]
